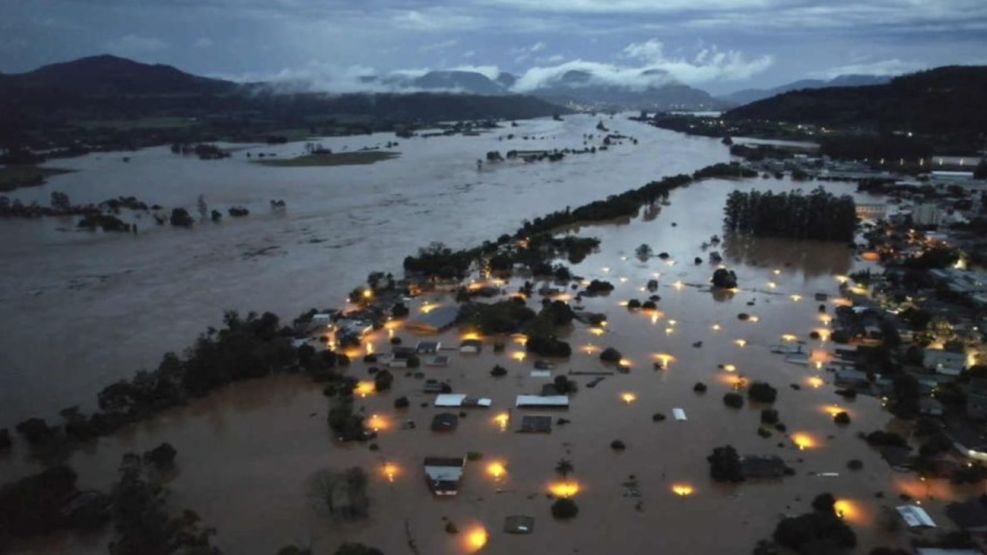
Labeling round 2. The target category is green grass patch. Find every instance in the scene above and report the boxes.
[254,151,399,167]
[0,166,74,192]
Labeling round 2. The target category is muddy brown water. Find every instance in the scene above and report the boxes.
[3,121,982,554]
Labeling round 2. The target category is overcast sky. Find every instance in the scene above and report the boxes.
[2,0,986,94]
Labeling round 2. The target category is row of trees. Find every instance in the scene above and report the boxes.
[723,187,857,242]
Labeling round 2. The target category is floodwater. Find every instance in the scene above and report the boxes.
[5,164,982,554]
[0,114,728,423]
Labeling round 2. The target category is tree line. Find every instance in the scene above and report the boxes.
[723,187,857,242]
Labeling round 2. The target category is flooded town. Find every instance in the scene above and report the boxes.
[2,3,987,555]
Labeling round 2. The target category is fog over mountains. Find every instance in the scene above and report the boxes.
[0,54,901,113]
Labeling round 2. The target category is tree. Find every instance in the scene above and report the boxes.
[712,268,738,288]
[373,369,393,392]
[555,459,574,478]
[50,191,71,212]
[334,543,383,555]
[169,208,194,227]
[707,445,743,482]
[551,498,579,519]
[975,159,987,180]
[599,347,622,363]
[635,243,653,261]
[748,382,778,403]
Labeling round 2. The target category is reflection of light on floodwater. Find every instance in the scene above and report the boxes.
[807,376,824,388]
[821,404,846,417]
[672,483,694,496]
[650,312,660,325]
[511,351,526,362]
[791,432,817,450]
[368,413,388,432]
[382,462,398,483]
[619,277,628,283]
[512,334,528,346]
[814,328,831,341]
[767,281,777,289]
[589,327,605,336]
[773,269,781,275]
[355,381,375,397]
[819,314,832,325]
[362,289,373,300]
[790,294,802,302]
[602,267,611,273]
[365,341,374,355]
[466,526,488,551]
[748,315,760,323]
[833,499,862,524]
[673,280,684,290]
[665,327,674,335]
[668,320,677,326]
[781,334,797,342]
[420,302,439,314]
[618,358,632,369]
[835,275,849,284]
[621,392,637,404]
[712,323,721,332]
[487,461,507,480]
[618,300,629,307]
[461,331,483,341]
[549,481,581,497]
[493,412,509,431]
[655,353,674,366]
[582,344,599,355]
[735,339,747,347]
[723,364,737,372]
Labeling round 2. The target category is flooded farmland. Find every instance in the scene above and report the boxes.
[4,139,983,555]
[0,114,728,423]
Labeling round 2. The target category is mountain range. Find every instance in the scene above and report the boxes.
[724,66,987,138]
[718,74,892,105]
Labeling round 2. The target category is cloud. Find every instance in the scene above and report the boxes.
[419,39,458,53]
[450,64,501,79]
[104,34,167,54]
[512,41,772,91]
[193,37,213,48]
[811,58,928,79]
[390,8,477,32]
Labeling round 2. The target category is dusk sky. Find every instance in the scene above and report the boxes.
[3,0,986,94]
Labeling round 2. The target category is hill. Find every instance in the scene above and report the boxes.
[720,74,890,106]
[724,66,987,137]
[0,56,568,149]
[1,54,238,96]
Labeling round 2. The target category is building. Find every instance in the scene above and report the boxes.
[434,394,492,408]
[946,498,987,533]
[518,415,552,433]
[912,203,943,226]
[924,348,967,377]
[896,505,936,528]
[423,456,466,496]
[739,456,789,479]
[516,395,569,409]
[416,341,442,354]
[405,306,459,334]
[967,379,987,420]
[856,203,887,220]
[459,339,483,354]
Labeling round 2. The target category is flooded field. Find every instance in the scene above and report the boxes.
[5,172,982,554]
[0,114,729,423]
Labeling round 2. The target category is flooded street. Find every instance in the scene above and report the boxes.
[0,115,728,423]
[5,162,980,554]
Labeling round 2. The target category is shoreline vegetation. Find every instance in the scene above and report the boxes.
[0,166,73,192]
[254,150,400,168]
[0,156,858,553]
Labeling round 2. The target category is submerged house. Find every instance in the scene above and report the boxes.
[423,456,466,496]
[406,306,459,334]
[516,395,569,409]
[739,455,789,479]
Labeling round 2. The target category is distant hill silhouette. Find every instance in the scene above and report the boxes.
[724,66,987,136]
[720,74,890,106]
[1,54,238,96]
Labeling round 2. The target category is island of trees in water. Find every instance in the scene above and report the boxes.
[723,187,857,242]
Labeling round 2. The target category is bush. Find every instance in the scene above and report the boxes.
[712,268,738,288]
[169,208,194,227]
[693,382,708,393]
[600,347,622,363]
[610,440,627,451]
[490,365,507,377]
[847,459,863,470]
[551,498,579,519]
[373,369,393,392]
[723,392,744,408]
[526,335,572,357]
[865,430,908,448]
[393,396,409,409]
[143,443,177,468]
[761,409,779,425]
[748,382,778,403]
[834,411,851,425]
[707,445,743,482]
